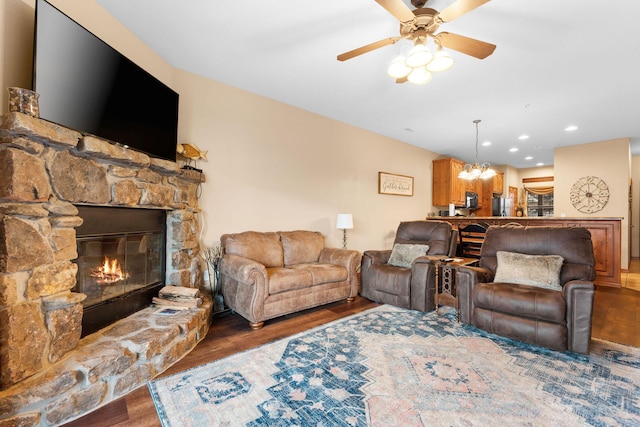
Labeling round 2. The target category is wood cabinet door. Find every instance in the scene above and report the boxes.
[432,159,451,206]
[451,160,465,206]
[433,158,466,207]
[567,221,621,287]
[493,172,504,194]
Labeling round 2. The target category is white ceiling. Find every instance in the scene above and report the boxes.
[96,0,640,169]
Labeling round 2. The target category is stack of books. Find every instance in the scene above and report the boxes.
[153,285,202,309]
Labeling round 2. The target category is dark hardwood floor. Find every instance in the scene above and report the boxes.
[64,285,640,427]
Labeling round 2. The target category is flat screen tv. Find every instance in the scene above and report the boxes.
[32,0,179,162]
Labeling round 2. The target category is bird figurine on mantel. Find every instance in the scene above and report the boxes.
[177,142,207,171]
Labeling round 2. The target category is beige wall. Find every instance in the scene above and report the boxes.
[555,138,631,269]
[1,0,35,110]
[515,165,554,206]
[174,70,439,251]
[501,165,518,196]
[518,165,555,181]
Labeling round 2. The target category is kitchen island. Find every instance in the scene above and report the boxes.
[430,216,622,287]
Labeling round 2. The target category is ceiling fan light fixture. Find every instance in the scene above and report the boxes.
[426,49,455,72]
[405,43,433,68]
[337,0,496,86]
[407,67,432,85]
[387,55,412,78]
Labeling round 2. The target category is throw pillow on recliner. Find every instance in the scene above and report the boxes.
[493,251,564,290]
[388,244,430,268]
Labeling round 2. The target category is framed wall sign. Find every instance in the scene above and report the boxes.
[378,172,414,196]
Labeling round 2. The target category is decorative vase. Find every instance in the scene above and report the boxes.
[211,267,225,313]
[7,87,40,118]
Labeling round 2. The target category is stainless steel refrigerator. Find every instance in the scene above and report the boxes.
[492,197,511,216]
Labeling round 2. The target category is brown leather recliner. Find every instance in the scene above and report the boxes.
[456,225,596,354]
[360,220,457,312]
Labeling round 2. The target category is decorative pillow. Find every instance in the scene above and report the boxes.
[387,244,430,268]
[494,251,564,290]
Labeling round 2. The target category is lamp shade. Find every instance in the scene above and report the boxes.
[336,213,353,229]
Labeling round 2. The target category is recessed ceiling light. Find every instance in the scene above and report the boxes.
[509,147,519,152]
[536,162,544,166]
[518,134,529,140]
[564,125,578,131]
[482,141,491,146]
[525,156,533,160]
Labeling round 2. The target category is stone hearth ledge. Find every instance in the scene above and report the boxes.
[0,298,211,426]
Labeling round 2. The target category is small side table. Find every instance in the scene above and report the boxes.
[434,257,478,321]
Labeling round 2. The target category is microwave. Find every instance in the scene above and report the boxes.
[465,192,478,209]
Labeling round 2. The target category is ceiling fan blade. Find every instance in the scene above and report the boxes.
[435,32,496,59]
[337,37,400,61]
[375,0,416,24]
[438,0,490,23]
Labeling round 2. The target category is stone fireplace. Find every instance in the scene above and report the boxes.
[0,113,211,426]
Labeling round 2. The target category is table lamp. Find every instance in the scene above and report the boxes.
[336,213,353,249]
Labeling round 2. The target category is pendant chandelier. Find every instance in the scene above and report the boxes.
[458,119,496,180]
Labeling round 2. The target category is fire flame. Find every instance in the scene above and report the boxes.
[90,257,129,284]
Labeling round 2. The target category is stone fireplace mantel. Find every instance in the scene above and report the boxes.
[0,113,211,426]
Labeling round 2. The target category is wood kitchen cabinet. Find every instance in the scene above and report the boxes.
[433,158,484,208]
[463,178,480,195]
[432,158,466,207]
[492,172,504,194]
[432,216,622,287]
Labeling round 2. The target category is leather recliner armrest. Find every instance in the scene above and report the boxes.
[448,229,459,257]
[455,265,493,324]
[362,249,392,266]
[408,256,437,312]
[563,279,595,354]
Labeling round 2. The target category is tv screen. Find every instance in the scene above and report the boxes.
[33,0,179,162]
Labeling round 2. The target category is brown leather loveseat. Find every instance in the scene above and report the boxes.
[455,225,596,354]
[220,230,361,329]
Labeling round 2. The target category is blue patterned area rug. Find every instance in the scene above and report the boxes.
[148,305,639,426]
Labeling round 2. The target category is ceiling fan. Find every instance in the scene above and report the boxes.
[337,0,496,83]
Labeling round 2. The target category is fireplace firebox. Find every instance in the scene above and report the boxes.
[75,205,166,336]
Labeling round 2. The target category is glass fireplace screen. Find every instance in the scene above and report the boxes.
[73,205,166,307]
[76,232,164,307]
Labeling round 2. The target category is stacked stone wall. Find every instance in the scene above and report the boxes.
[0,113,210,426]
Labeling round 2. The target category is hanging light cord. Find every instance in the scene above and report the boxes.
[473,119,481,163]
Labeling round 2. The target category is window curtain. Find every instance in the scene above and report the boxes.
[522,185,554,212]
